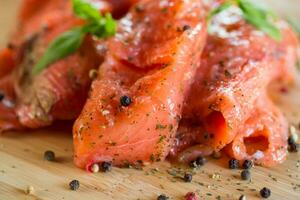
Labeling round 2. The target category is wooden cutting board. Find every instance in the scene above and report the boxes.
[0,1,300,199]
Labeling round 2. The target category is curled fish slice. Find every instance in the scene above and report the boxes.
[226,93,288,167]
[73,0,208,169]
[182,7,298,151]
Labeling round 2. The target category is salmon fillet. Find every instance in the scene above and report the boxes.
[226,93,288,167]
[0,48,20,132]
[14,36,103,128]
[179,7,298,153]
[73,0,207,169]
[0,0,99,130]
[0,75,23,132]
[0,0,296,169]
[0,0,136,131]
[0,48,15,78]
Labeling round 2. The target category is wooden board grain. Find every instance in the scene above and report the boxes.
[0,129,300,200]
[0,0,20,47]
[0,1,300,200]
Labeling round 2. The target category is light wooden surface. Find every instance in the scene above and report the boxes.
[0,129,300,200]
[0,0,20,47]
[0,1,300,200]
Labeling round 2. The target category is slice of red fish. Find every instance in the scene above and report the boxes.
[73,0,207,169]
[0,0,137,131]
[14,36,103,128]
[180,7,298,151]
[0,75,23,132]
[0,48,15,78]
[225,93,288,167]
[0,47,21,132]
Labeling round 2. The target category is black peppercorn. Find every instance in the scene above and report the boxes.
[101,162,112,172]
[0,91,5,101]
[288,143,299,153]
[120,95,132,107]
[182,25,191,31]
[44,150,55,161]
[241,169,251,180]
[69,180,80,191]
[189,160,197,168]
[260,187,271,198]
[190,156,207,168]
[242,160,253,169]
[288,136,295,145]
[228,159,239,169]
[183,173,193,182]
[157,194,169,200]
[196,156,207,166]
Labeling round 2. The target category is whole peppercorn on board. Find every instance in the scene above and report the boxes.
[0,0,300,200]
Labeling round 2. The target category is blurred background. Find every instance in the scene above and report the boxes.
[0,0,300,47]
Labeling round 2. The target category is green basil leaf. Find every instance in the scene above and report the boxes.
[238,0,281,41]
[32,0,117,75]
[243,13,281,41]
[238,0,269,19]
[73,0,101,21]
[103,13,117,37]
[88,13,117,38]
[32,28,85,75]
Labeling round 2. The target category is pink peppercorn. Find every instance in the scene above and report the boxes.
[185,192,198,200]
